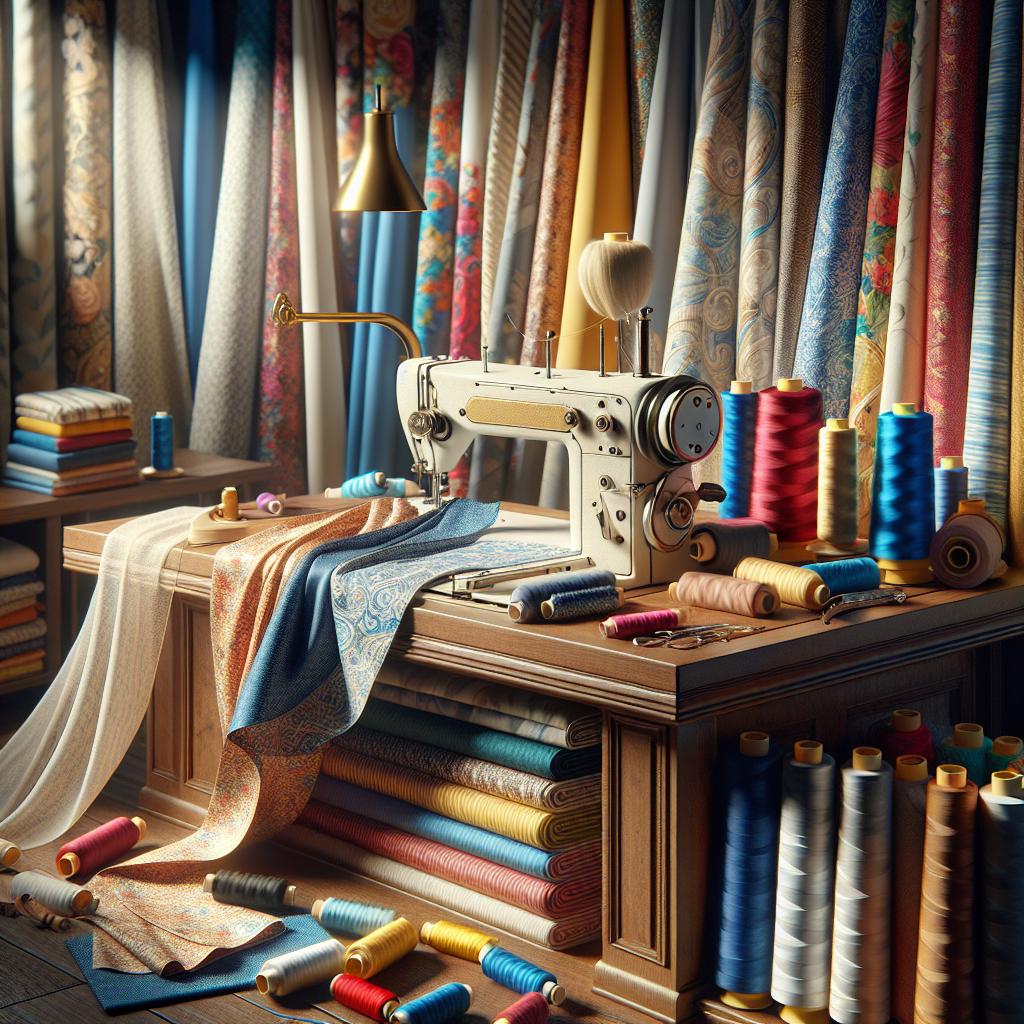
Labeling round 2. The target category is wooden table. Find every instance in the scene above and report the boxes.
[63,501,1024,1023]
[0,449,271,697]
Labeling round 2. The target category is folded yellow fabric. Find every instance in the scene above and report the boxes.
[15,416,133,438]
[0,657,43,683]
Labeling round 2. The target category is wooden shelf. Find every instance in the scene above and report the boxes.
[0,667,54,698]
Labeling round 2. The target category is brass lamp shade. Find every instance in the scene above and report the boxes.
[334,107,426,213]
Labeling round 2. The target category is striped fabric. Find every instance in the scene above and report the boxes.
[14,387,131,423]
[962,0,1022,529]
[1010,27,1024,567]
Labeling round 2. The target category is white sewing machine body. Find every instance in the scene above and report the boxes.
[397,356,724,590]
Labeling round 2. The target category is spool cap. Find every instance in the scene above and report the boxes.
[957,498,987,515]
[508,602,525,622]
[940,456,964,470]
[893,403,917,415]
[255,967,279,995]
[312,899,325,921]
[730,380,752,394]
[71,888,94,913]
[895,755,928,783]
[419,921,435,943]
[891,709,921,733]
[779,1007,830,1024]
[345,952,369,977]
[739,731,770,757]
[954,722,984,749]
[778,378,803,392]
[667,582,678,601]
[690,534,716,562]
[542,980,566,1005]
[58,852,80,877]
[826,418,849,430]
[793,740,823,765]
[131,816,147,842]
[937,764,967,788]
[1,842,21,868]
[203,874,215,894]
[992,736,1023,757]
[604,232,629,242]
[722,992,772,1010]
[992,771,1024,796]
[811,582,830,608]
[852,747,882,771]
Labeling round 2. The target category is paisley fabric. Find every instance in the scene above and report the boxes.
[412,0,469,358]
[849,0,913,535]
[962,0,1022,530]
[1010,32,1024,567]
[923,0,989,461]
[255,0,306,496]
[793,0,887,420]
[735,0,786,392]
[60,0,112,391]
[627,0,666,208]
[663,0,754,392]
[774,0,828,378]
[335,0,363,312]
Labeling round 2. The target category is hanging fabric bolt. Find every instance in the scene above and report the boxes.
[344,917,418,978]
[256,492,284,514]
[256,939,348,997]
[599,608,688,639]
[540,585,624,621]
[670,572,779,618]
[930,498,1007,589]
[57,816,146,878]
[141,412,183,479]
[810,418,868,556]
[689,520,776,574]
[0,839,21,867]
[933,456,969,532]
[807,557,880,596]
[719,382,759,520]
[493,991,549,1024]
[390,983,473,1024]
[733,557,829,610]
[330,972,400,1021]
[9,872,97,917]
[329,471,424,499]
[988,735,1024,774]
[936,723,993,787]
[870,404,935,584]
[480,945,565,1005]
[204,869,297,914]
[419,920,495,961]
[508,568,616,623]
[878,709,935,767]
[312,897,396,939]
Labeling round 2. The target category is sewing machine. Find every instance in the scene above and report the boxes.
[397,313,724,590]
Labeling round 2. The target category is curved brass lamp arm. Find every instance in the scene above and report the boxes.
[271,292,422,361]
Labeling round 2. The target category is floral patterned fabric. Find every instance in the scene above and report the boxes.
[626,0,666,208]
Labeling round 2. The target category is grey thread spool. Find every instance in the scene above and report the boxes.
[772,741,836,1019]
[256,938,347,997]
[830,749,893,1024]
[9,871,97,917]
[979,772,1024,1024]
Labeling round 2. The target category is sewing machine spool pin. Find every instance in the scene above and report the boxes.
[599,325,606,377]
[545,331,554,379]
[636,307,653,378]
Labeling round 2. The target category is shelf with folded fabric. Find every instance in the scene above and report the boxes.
[0,537,50,696]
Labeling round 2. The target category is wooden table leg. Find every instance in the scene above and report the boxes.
[594,712,716,1022]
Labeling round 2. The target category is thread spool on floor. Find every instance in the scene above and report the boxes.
[390,983,473,1024]
[344,917,418,978]
[204,869,297,914]
[330,973,400,1021]
[312,897,396,938]
[480,946,565,1005]
[493,991,550,1024]
[733,557,829,610]
[930,498,1007,588]
[57,816,146,877]
[419,921,494,962]
[256,939,347,997]
[808,418,868,557]
[720,382,759,520]
[9,872,97,917]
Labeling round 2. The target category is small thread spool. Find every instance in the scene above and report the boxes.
[0,839,21,867]
[733,557,829,610]
[340,471,387,498]
[330,973,400,1021]
[256,492,284,515]
[420,920,495,962]
[219,487,239,521]
[508,568,616,623]
[344,917,418,978]
[480,946,565,1006]
[390,983,473,1024]
[670,572,778,617]
[312,897,396,938]
[57,816,146,878]
[599,607,687,639]
[933,456,969,531]
[816,418,859,547]
[493,991,550,1024]
[14,895,71,931]
[720,382,759,519]
[689,520,774,573]
[151,412,174,472]
[930,498,1006,588]
[539,585,623,621]
[936,723,993,787]
[9,872,97,917]
[204,869,297,914]
[989,735,1024,774]
[879,709,935,767]
[256,938,347,997]
[806,557,880,596]
[327,478,422,499]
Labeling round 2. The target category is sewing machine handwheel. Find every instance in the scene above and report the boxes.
[697,482,727,504]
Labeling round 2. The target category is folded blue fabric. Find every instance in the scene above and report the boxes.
[1,478,55,495]
[67,913,331,1013]
[0,572,42,591]
[7,439,136,473]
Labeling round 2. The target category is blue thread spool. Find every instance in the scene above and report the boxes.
[720,383,759,519]
[311,897,396,938]
[808,557,880,595]
[342,471,388,499]
[509,568,616,623]
[390,983,472,1024]
[934,456,969,531]
[870,405,935,577]
[713,732,783,1007]
[151,412,174,471]
[540,584,622,621]
[936,723,993,787]
[480,946,565,1005]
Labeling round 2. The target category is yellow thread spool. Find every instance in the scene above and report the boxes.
[344,917,418,978]
[895,755,929,782]
[816,418,858,547]
[733,557,830,610]
[779,1008,830,1024]
[219,487,239,521]
[419,920,495,961]
[0,839,21,867]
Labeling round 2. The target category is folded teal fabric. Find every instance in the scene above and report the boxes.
[6,440,136,473]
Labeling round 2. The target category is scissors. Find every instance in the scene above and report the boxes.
[632,624,766,650]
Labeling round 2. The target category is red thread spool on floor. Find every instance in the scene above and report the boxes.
[748,379,823,544]
[56,816,146,878]
[331,972,399,1021]
[493,991,550,1024]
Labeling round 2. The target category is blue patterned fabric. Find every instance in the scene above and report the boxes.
[68,915,331,1012]
[792,0,888,420]
[962,0,1022,530]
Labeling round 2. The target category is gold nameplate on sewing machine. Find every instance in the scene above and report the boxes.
[464,397,574,433]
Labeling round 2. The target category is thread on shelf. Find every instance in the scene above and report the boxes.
[0,839,21,867]
[480,946,565,1005]
[719,384,759,519]
[915,769,978,1024]
[256,492,284,515]
[255,939,347,997]
[206,869,296,914]
[935,724,993,787]
[508,569,616,623]
[9,872,97,917]
[689,520,773,574]
[670,572,778,617]
[733,557,829,610]
[979,772,1024,1023]
[748,381,824,543]
[14,895,71,931]
[930,502,1006,588]
[933,457,969,531]
[807,557,880,596]
[419,920,495,961]
[599,608,686,639]
[988,736,1024,774]
[878,709,935,768]
[330,972,400,1021]
[771,742,836,1015]
[830,750,893,1024]
[344,917,418,978]
[56,816,145,878]
[390,983,473,1024]
[817,418,859,546]
[312,897,396,939]
[151,412,174,472]
[539,585,623,621]
[493,991,550,1024]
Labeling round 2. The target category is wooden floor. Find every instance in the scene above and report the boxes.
[0,692,652,1024]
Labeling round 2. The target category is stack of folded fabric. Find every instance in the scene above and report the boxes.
[0,538,46,683]
[4,387,137,496]
[288,668,603,950]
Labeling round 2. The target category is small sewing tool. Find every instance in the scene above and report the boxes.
[140,411,184,479]
[204,869,298,913]
[14,895,71,931]
[509,568,616,623]
[632,624,765,649]
[57,816,146,877]
[807,556,880,596]
[689,520,776,573]
[540,584,624,621]
[420,920,493,961]
[820,588,907,623]
[480,946,566,1005]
